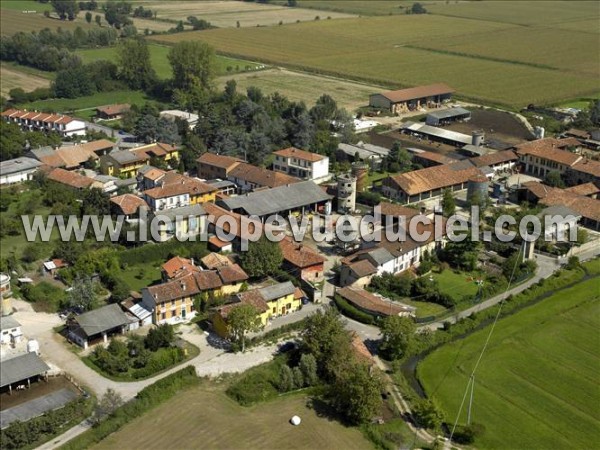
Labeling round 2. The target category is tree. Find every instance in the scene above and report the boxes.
[93,388,123,423]
[67,274,96,311]
[590,99,600,126]
[53,64,95,99]
[410,2,427,14]
[81,188,110,216]
[95,14,101,26]
[544,170,565,188]
[144,324,175,351]
[240,236,283,278]
[413,398,445,431]
[103,0,132,29]
[116,38,157,90]
[379,315,415,360]
[287,0,297,6]
[292,366,305,389]
[278,364,294,392]
[85,11,92,23]
[442,188,456,217]
[51,0,79,20]
[168,41,215,93]
[329,363,383,425]
[299,353,319,386]
[227,303,262,352]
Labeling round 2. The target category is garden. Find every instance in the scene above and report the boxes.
[84,325,199,381]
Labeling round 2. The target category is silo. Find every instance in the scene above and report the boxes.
[337,174,357,213]
[471,130,485,147]
[466,175,489,204]
[534,126,545,139]
[0,273,12,316]
[351,162,369,193]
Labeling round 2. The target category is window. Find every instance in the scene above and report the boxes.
[172,310,178,317]
[171,300,176,307]
[286,303,292,309]
[272,307,276,314]
[161,312,166,320]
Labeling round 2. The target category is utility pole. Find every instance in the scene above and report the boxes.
[467,374,475,425]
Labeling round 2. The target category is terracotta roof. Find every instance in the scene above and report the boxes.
[565,128,590,139]
[208,236,233,248]
[110,194,148,215]
[564,182,600,197]
[217,291,268,319]
[194,270,223,290]
[197,152,243,170]
[377,83,454,103]
[229,163,300,189]
[46,168,95,189]
[162,256,199,280]
[571,158,600,178]
[140,167,166,181]
[351,333,374,363]
[143,175,217,199]
[200,252,232,270]
[385,162,483,196]
[273,147,325,163]
[217,263,248,284]
[279,237,326,269]
[337,286,415,316]
[203,202,264,240]
[79,139,115,154]
[379,201,422,218]
[294,287,306,300]
[146,273,200,303]
[1,109,78,125]
[413,151,457,165]
[96,104,131,116]
[470,150,518,167]
[515,138,582,166]
[55,146,98,169]
[347,259,378,278]
[522,182,600,222]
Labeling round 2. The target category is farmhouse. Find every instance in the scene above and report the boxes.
[0,157,42,185]
[142,173,217,211]
[212,281,300,337]
[67,304,130,349]
[336,286,415,318]
[470,150,518,174]
[227,162,300,193]
[196,152,243,180]
[369,83,454,114]
[0,352,50,394]
[0,316,22,346]
[217,180,332,220]
[279,236,326,282]
[100,143,180,178]
[426,107,471,126]
[28,144,98,170]
[1,109,86,137]
[96,104,131,120]
[382,160,485,203]
[272,147,329,181]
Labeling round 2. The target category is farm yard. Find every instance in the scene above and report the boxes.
[152,10,600,108]
[417,277,600,449]
[93,386,372,450]
[138,0,356,28]
[0,63,51,97]
[217,68,382,111]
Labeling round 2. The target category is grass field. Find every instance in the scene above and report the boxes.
[0,0,52,12]
[93,385,372,450]
[0,63,51,97]
[152,12,599,107]
[75,44,263,80]
[431,270,480,302]
[0,8,95,35]
[139,0,356,28]
[119,263,162,292]
[417,277,600,449]
[218,68,381,110]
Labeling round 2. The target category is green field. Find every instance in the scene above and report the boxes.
[75,44,264,80]
[151,9,599,107]
[0,0,52,12]
[93,386,372,450]
[431,270,480,302]
[119,263,162,292]
[0,8,95,35]
[417,277,600,449]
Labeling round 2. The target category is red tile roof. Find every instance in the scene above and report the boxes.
[337,286,415,317]
[279,236,326,269]
[377,83,454,103]
[515,138,582,166]
[197,152,243,170]
[385,163,483,196]
[470,150,518,167]
[522,182,600,222]
[142,175,217,199]
[229,163,300,189]
[217,263,248,284]
[564,182,600,197]
[96,104,131,116]
[46,168,95,189]
[162,256,198,279]
[110,194,148,216]
[572,158,600,178]
[274,147,325,163]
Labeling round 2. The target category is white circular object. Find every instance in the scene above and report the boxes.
[290,415,301,426]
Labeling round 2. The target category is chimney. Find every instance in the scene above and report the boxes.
[180,281,186,290]
[190,258,194,266]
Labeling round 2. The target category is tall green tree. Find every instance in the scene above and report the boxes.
[227,303,262,352]
[168,41,216,106]
[67,274,97,311]
[240,236,283,278]
[116,38,157,90]
[442,188,456,217]
[379,315,415,360]
[413,398,445,431]
[51,0,79,20]
[93,388,123,424]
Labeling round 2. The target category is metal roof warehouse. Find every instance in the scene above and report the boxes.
[401,121,473,146]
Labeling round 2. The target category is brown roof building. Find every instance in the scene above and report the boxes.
[110,193,148,217]
[46,167,97,190]
[279,236,326,282]
[196,152,243,180]
[228,162,300,192]
[96,104,131,120]
[337,286,416,317]
[369,83,454,114]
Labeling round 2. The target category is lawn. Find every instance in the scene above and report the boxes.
[18,90,151,117]
[218,68,380,111]
[119,263,162,292]
[93,385,372,450]
[417,277,600,449]
[75,44,264,80]
[431,269,480,302]
[0,0,53,12]
[152,10,600,107]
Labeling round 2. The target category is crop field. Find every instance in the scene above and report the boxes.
[93,386,371,450]
[0,8,95,35]
[152,12,599,107]
[1,0,52,12]
[0,63,51,97]
[139,0,356,28]
[75,44,263,80]
[417,277,600,449]
[218,68,382,110]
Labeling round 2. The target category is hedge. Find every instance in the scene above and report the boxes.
[62,366,199,450]
[333,295,377,325]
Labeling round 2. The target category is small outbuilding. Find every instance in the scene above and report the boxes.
[0,352,50,394]
[67,304,130,349]
[0,315,22,346]
[426,107,471,126]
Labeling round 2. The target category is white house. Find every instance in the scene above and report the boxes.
[2,109,86,137]
[159,110,199,129]
[0,316,23,346]
[0,157,42,185]
[272,147,329,181]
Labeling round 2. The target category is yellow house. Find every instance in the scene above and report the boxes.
[212,281,301,338]
[100,143,180,178]
[142,273,199,324]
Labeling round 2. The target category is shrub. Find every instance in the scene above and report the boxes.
[452,423,486,444]
[333,295,376,325]
[144,324,175,351]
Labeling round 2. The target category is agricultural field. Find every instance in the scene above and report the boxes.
[0,8,95,35]
[0,63,51,97]
[139,0,356,28]
[218,68,382,110]
[93,386,371,450]
[417,277,600,449]
[152,12,599,108]
[75,44,263,80]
